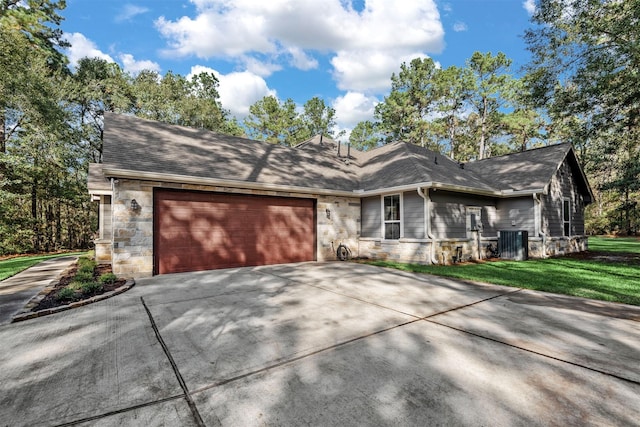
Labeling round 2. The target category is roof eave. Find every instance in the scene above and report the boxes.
[355,182,542,198]
[101,168,359,197]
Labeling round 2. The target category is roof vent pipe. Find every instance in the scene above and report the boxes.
[459,163,465,169]
[320,134,323,145]
[337,141,341,157]
[347,142,351,158]
[434,156,438,165]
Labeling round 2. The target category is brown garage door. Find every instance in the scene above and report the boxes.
[154,189,316,274]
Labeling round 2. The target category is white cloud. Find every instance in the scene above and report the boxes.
[453,21,468,32]
[333,91,379,129]
[155,0,444,94]
[332,50,430,92]
[119,54,161,75]
[523,0,536,15]
[116,4,149,22]
[187,65,277,118]
[65,32,114,67]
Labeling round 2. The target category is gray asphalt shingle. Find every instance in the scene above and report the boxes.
[90,113,587,197]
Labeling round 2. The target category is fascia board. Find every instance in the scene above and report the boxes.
[101,168,357,197]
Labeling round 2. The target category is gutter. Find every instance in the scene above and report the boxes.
[101,168,358,198]
[101,167,546,201]
[417,187,439,264]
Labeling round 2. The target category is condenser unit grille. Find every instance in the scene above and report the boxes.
[498,230,529,261]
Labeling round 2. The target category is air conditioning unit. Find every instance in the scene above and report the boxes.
[498,230,529,261]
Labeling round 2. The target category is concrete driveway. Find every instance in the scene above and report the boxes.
[0,262,638,426]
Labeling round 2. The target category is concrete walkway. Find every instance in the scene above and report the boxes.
[0,256,78,325]
[0,262,638,426]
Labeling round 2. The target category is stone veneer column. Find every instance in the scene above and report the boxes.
[112,179,154,277]
[316,196,361,261]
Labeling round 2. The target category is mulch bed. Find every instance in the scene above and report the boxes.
[33,263,127,311]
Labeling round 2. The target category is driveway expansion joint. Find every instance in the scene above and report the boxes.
[51,394,186,427]
[141,296,206,427]
[426,318,640,387]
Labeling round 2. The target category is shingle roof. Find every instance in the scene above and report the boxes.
[465,142,572,192]
[90,113,591,200]
[99,112,359,192]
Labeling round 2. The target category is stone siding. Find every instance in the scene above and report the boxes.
[110,179,361,277]
[359,238,432,264]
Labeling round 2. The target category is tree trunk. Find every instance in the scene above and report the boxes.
[448,115,456,160]
[31,178,39,251]
[479,97,488,159]
[0,109,5,154]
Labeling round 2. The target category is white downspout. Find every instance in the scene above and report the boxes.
[417,187,438,264]
[534,193,547,258]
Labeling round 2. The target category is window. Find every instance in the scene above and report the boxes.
[383,194,401,239]
[563,198,571,236]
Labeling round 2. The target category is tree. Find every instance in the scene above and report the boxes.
[349,121,379,151]
[375,57,439,147]
[0,0,69,153]
[467,51,513,159]
[301,97,337,138]
[432,65,474,160]
[244,96,306,145]
[525,0,640,234]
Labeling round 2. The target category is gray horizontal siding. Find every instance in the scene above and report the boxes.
[431,202,466,238]
[361,196,381,238]
[542,160,586,237]
[495,198,535,234]
[403,191,424,238]
[430,191,498,239]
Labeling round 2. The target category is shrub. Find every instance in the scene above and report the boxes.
[77,257,96,275]
[80,281,103,294]
[73,270,94,283]
[99,273,118,284]
[57,287,77,301]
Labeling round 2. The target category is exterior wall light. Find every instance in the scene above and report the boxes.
[130,199,141,211]
[326,208,331,219]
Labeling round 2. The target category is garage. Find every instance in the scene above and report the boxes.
[154,189,316,274]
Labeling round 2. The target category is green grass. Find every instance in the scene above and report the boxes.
[0,252,87,281]
[364,237,640,306]
[588,236,640,254]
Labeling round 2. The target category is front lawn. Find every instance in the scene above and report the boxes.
[364,237,640,306]
[588,236,640,254]
[0,252,87,281]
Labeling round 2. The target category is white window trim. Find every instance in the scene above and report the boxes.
[381,193,403,240]
[563,197,571,236]
[466,206,482,237]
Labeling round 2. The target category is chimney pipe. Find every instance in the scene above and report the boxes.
[337,141,341,157]
[347,142,351,158]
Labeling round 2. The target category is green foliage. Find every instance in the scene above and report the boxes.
[73,270,94,283]
[79,280,102,294]
[99,272,117,284]
[56,286,77,301]
[589,237,640,255]
[525,0,640,235]
[0,252,86,281]
[349,121,379,151]
[244,96,307,145]
[365,251,640,306]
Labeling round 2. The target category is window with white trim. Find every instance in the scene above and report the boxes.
[383,194,401,239]
[563,198,571,236]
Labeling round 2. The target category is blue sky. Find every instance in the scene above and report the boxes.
[62,0,537,137]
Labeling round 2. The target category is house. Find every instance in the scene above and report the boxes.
[88,113,593,277]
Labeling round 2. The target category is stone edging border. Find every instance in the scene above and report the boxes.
[11,278,135,323]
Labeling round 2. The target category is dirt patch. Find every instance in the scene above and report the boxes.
[33,263,127,311]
